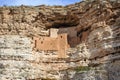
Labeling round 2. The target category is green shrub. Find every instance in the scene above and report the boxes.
[41,78,56,80]
[74,66,91,72]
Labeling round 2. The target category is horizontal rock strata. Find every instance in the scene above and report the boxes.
[0,0,120,80]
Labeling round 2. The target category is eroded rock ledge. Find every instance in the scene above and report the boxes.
[0,0,120,80]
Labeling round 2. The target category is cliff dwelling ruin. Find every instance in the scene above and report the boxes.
[0,0,120,80]
[33,27,81,58]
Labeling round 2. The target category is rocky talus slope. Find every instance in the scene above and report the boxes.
[0,0,120,80]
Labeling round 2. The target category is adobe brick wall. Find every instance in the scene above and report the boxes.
[58,27,77,37]
[33,37,58,51]
[50,28,59,38]
[33,33,69,58]
[58,27,80,47]
[58,34,69,58]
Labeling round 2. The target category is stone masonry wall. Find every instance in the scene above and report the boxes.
[0,0,119,80]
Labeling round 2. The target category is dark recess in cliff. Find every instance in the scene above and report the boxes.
[45,13,80,29]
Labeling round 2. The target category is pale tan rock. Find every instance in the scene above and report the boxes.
[0,0,119,80]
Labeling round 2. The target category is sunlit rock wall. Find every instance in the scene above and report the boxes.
[0,0,119,80]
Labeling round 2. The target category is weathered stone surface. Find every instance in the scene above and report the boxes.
[0,0,120,80]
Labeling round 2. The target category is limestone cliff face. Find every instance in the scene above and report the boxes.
[0,0,120,80]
